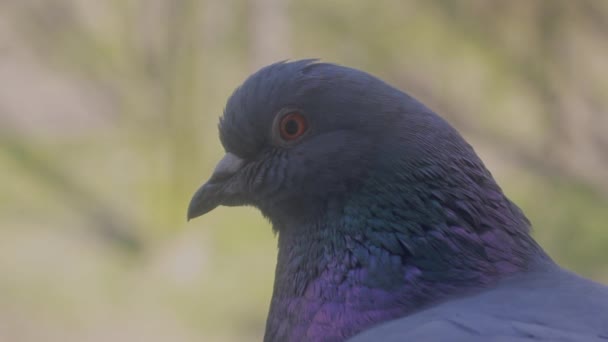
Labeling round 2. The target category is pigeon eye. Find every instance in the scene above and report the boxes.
[279,112,308,141]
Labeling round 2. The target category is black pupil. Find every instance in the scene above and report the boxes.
[284,119,299,136]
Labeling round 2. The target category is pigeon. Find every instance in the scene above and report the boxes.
[187,60,608,342]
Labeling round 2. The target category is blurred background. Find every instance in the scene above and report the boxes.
[1,0,607,341]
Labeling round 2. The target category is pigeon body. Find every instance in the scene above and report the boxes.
[188,60,608,341]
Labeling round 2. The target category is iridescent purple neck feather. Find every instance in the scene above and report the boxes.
[263,149,548,341]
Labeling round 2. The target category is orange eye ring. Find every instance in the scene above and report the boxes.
[279,112,308,141]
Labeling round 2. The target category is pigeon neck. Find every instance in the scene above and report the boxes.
[264,178,548,341]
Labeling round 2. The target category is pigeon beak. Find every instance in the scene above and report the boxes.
[187,152,245,221]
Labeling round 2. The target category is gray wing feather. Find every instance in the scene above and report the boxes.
[350,266,608,341]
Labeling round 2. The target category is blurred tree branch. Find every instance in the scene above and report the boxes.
[1,128,143,254]
[6,0,209,230]
[248,0,290,70]
[162,0,205,222]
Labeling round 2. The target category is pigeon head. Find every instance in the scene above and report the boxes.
[188,60,472,228]
[188,60,547,341]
